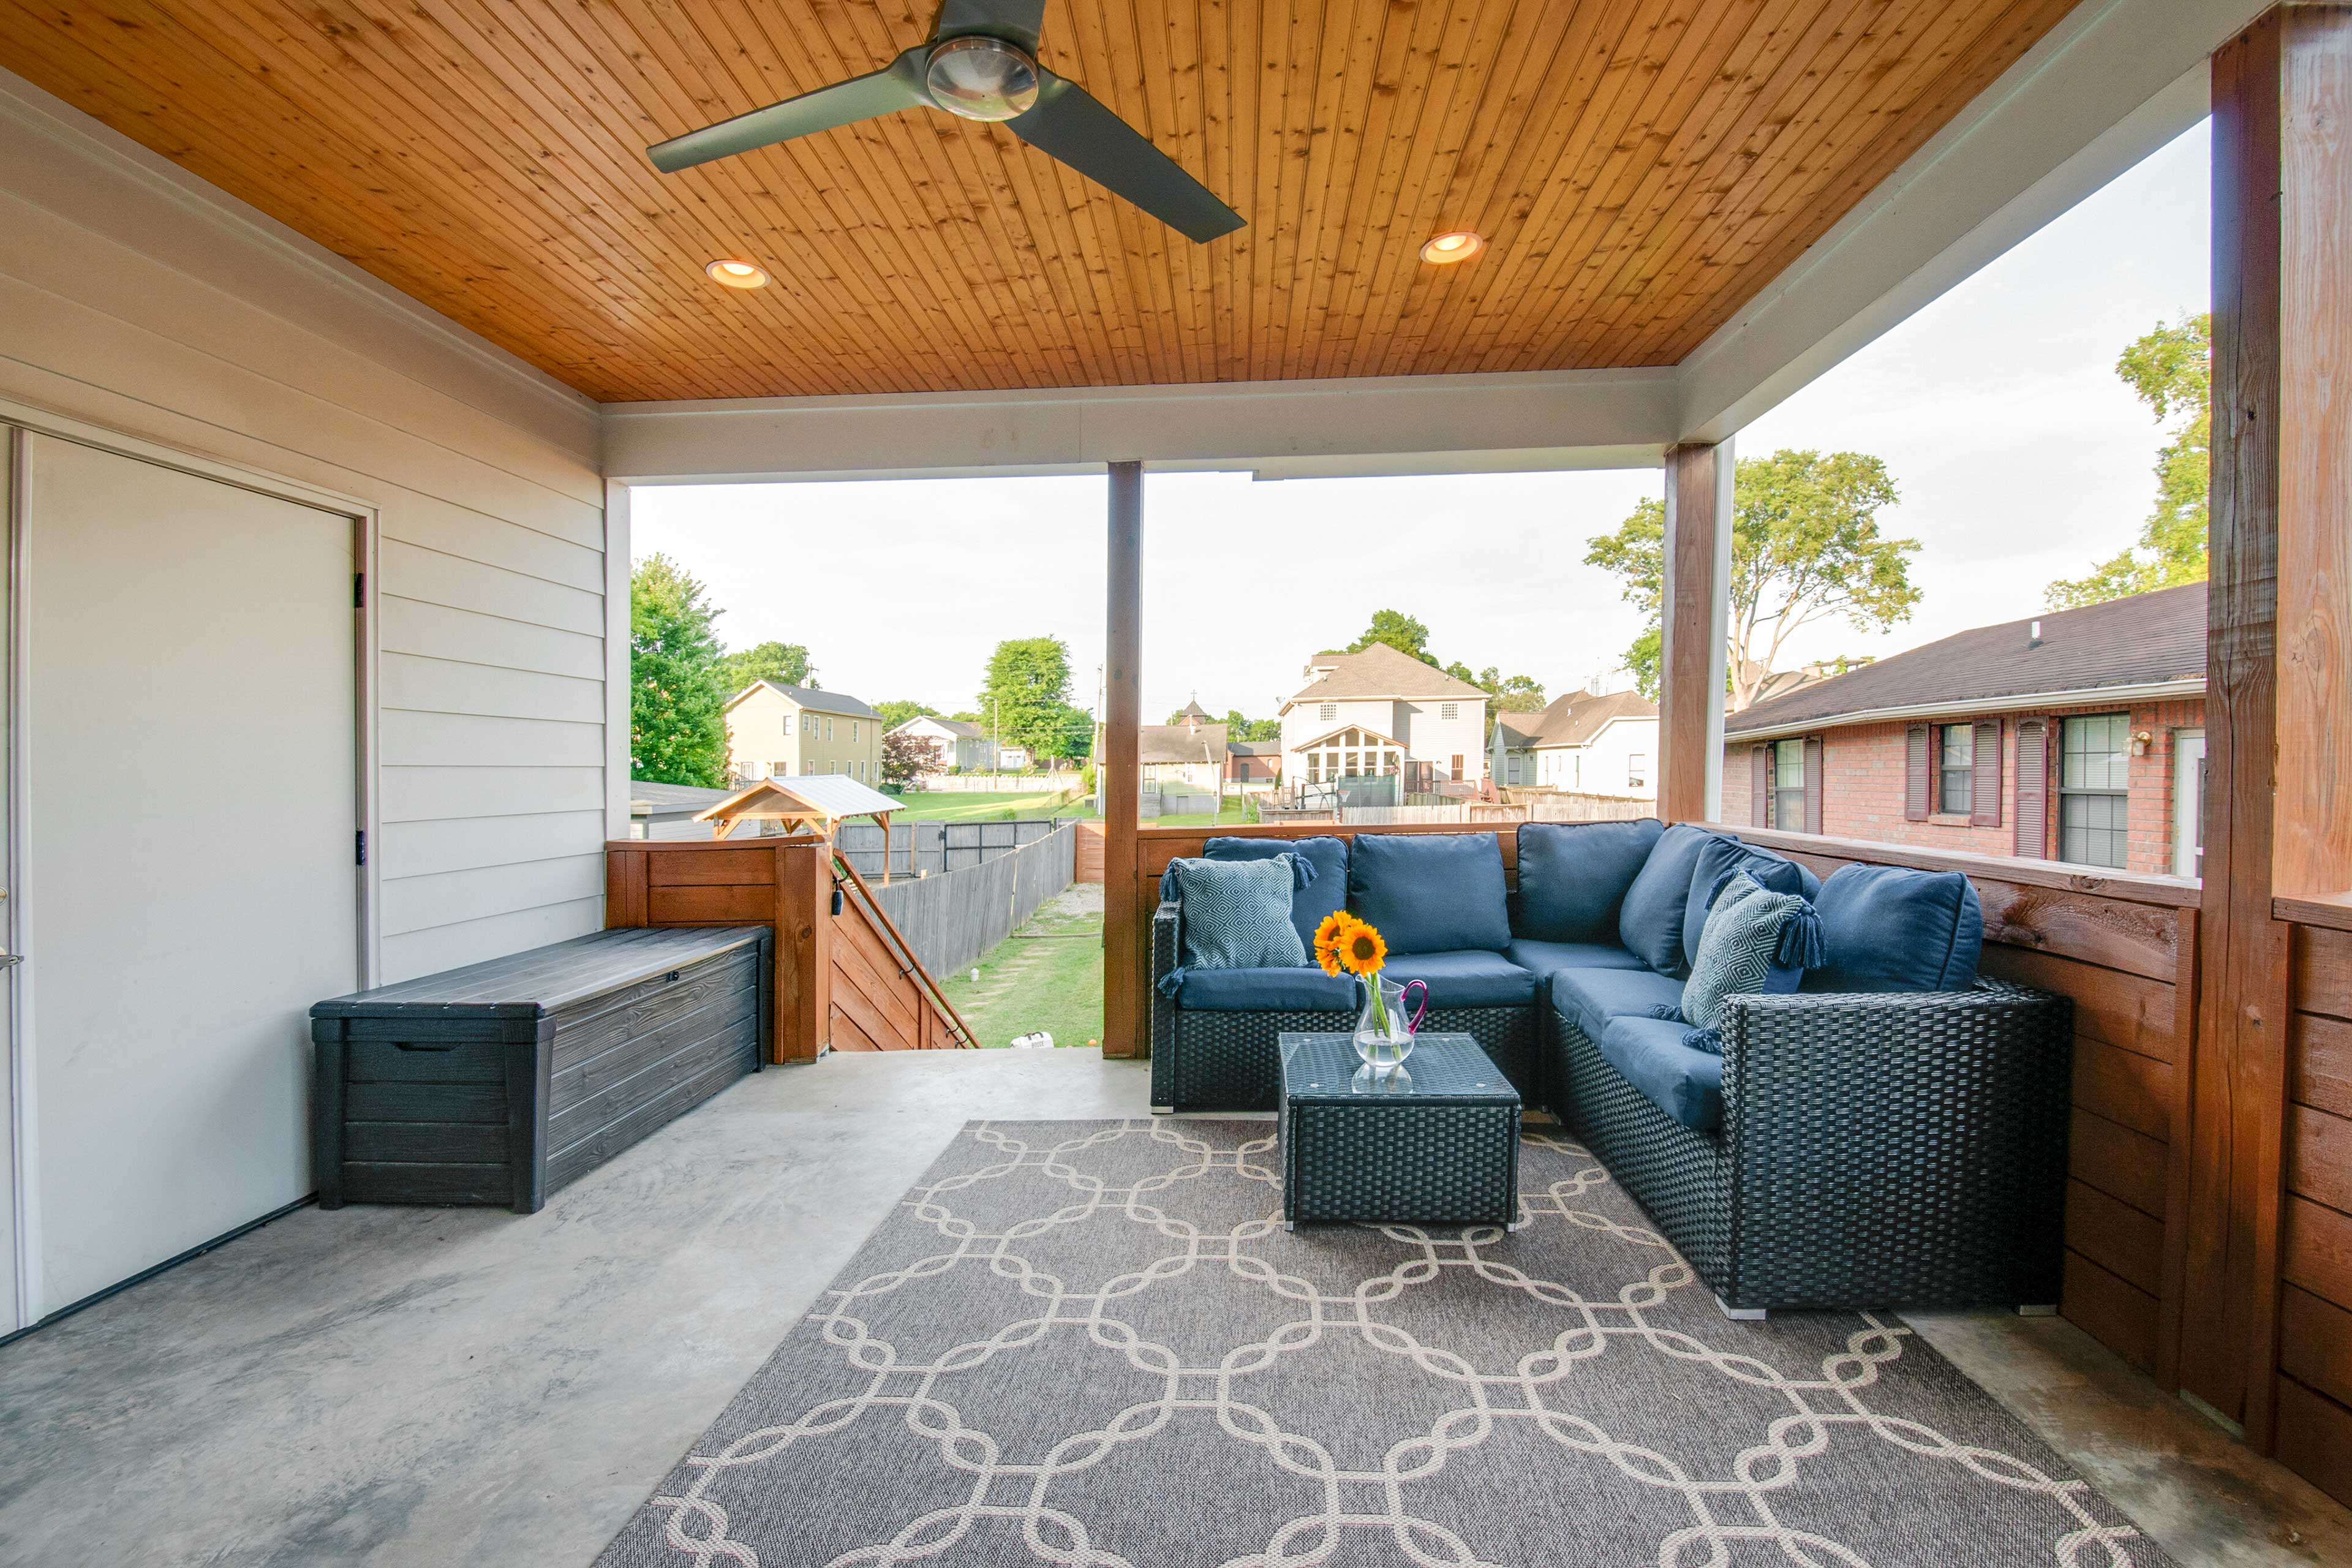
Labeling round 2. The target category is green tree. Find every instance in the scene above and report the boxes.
[1347,609,1437,665]
[630,554,730,786]
[720,639,815,694]
[2046,312,2212,608]
[1471,667,1545,713]
[978,636,1082,760]
[1586,449,1920,709]
[874,698,938,729]
[878,729,930,791]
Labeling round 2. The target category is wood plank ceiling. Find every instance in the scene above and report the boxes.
[0,1,2086,402]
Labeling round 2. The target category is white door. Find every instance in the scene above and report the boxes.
[0,431,19,1334]
[2173,729,2206,880]
[21,433,358,1319]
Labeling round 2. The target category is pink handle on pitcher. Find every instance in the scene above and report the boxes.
[1400,979,1429,1035]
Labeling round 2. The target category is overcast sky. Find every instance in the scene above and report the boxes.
[632,120,2211,725]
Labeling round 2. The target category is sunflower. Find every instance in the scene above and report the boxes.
[1313,910,1357,977]
[1335,919,1388,976]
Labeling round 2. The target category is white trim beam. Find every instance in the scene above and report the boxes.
[1676,0,2259,444]
[601,369,1678,484]
[1723,679,2208,744]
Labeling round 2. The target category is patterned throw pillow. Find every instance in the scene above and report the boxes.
[1673,871,1823,1052]
[1167,855,1308,973]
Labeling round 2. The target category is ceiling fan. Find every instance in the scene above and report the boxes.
[646,0,1245,244]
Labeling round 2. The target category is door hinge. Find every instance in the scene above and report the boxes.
[353,571,366,608]
[356,829,368,867]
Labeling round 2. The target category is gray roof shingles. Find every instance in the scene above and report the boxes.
[1725,582,2206,736]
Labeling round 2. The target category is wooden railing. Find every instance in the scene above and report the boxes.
[605,837,971,1060]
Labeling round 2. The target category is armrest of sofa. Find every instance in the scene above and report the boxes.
[1148,899,1182,1065]
[1713,980,2075,1299]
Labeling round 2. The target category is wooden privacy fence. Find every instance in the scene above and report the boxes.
[835,816,1069,881]
[872,822,1077,979]
[604,836,972,1060]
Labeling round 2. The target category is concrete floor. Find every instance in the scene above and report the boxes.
[0,1049,2345,1567]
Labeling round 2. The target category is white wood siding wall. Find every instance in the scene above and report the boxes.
[0,70,609,983]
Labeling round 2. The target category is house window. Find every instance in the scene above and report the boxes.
[1627,753,1648,789]
[827,717,835,741]
[1939,723,1974,815]
[780,714,791,735]
[1319,703,1336,721]
[1440,702,1459,720]
[851,721,859,741]
[2058,713,2130,869]
[1450,754,1463,779]
[1772,739,1806,829]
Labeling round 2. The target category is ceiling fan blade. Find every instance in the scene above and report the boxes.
[1009,73,1245,244]
[649,48,930,173]
[932,0,1049,54]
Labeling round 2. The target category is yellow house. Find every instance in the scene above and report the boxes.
[723,680,884,786]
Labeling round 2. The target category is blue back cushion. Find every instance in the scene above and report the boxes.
[1159,835,1349,955]
[1513,818,1662,943]
[1807,864,1985,992]
[1618,823,1722,974]
[1681,836,1818,965]
[1348,832,1512,954]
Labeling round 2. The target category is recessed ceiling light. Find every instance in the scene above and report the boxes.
[1420,230,1485,265]
[705,258,769,289]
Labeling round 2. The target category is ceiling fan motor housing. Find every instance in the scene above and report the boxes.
[924,35,1039,121]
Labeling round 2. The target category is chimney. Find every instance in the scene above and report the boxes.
[2028,619,2044,649]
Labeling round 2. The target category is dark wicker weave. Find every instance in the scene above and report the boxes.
[1551,981,2073,1311]
[1150,901,1537,1110]
[1277,1033,1521,1227]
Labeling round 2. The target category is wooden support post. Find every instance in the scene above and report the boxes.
[1658,441,1732,824]
[1102,460,1145,1058]
[2182,4,2352,1449]
[774,839,830,1063]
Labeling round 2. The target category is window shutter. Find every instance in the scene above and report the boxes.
[1803,736,1824,834]
[1904,724,1931,820]
[1750,745,1770,827]
[2015,719,2049,856]
[1970,718,2003,827]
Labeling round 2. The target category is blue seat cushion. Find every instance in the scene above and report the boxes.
[1550,965,1687,1043]
[1160,835,1349,955]
[1348,832,1512,954]
[1503,937,1651,982]
[1597,1015,1725,1132]
[1175,966,1356,1012]
[1618,823,1728,974]
[1513,818,1662,943]
[1806,863,1985,993]
[1682,836,1819,967]
[1382,950,1539,1009]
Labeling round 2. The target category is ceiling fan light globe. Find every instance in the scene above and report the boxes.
[925,36,1039,121]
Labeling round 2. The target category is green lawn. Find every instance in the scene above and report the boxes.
[938,888,1104,1049]
[892,788,1094,821]
[1153,798,1255,828]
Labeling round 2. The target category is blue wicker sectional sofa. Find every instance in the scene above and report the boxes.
[1149,821,2074,1312]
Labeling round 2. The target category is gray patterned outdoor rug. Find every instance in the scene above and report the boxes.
[599,1119,2171,1567]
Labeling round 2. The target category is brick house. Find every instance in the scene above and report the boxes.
[1720,584,2206,877]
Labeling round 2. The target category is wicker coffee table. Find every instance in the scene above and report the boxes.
[1276,1032,1522,1229]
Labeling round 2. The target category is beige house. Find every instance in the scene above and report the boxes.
[1277,644,1490,789]
[725,680,883,786]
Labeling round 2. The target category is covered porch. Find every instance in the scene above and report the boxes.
[0,0,2348,1561]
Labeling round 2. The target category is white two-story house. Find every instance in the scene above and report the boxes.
[889,714,997,772]
[1277,644,1490,792]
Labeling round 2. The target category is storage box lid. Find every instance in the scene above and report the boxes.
[312,925,767,1019]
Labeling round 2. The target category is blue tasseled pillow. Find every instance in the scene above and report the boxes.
[1663,870,1823,1054]
[1156,855,1308,993]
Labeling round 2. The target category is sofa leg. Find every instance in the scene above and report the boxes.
[1150,1105,1174,1115]
[2016,1304,2059,1317]
[1716,1295,1766,1322]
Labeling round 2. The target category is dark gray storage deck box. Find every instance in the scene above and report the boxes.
[311,925,772,1213]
